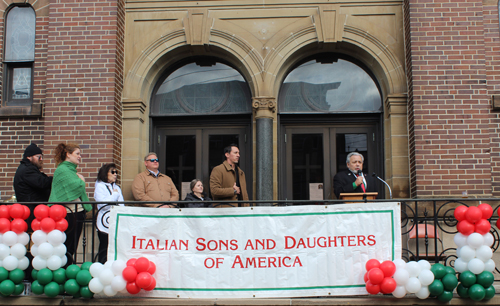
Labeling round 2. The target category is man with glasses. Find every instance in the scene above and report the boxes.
[131,152,179,207]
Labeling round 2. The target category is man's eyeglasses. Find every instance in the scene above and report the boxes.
[33,155,43,159]
[147,159,159,163]
[110,170,118,174]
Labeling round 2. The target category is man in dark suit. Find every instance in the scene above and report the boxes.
[333,152,378,199]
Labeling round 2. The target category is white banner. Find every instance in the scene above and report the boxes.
[108,203,401,298]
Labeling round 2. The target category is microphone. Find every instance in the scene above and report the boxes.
[372,172,392,199]
[357,170,362,176]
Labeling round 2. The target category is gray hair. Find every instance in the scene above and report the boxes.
[346,152,364,164]
[144,152,158,161]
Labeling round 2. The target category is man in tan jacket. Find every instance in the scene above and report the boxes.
[132,152,179,207]
[210,144,249,205]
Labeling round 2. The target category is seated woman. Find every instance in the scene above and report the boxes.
[94,163,124,263]
[184,179,212,208]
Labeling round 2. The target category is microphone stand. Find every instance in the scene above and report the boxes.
[372,173,392,199]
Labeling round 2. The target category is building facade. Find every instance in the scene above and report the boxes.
[0,0,497,202]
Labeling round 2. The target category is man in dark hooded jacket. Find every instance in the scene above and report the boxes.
[14,143,52,203]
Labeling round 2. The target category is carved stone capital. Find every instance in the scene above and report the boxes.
[252,97,276,119]
[122,98,147,123]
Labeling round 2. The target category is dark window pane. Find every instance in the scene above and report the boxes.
[165,135,196,193]
[292,134,324,200]
[5,6,35,62]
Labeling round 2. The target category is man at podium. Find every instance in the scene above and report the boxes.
[333,152,378,199]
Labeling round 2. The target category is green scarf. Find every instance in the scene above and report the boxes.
[48,161,92,212]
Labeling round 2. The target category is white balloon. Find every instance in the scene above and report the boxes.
[32,256,47,270]
[103,285,117,297]
[476,245,493,262]
[30,245,39,257]
[17,233,29,246]
[3,231,17,246]
[415,286,430,299]
[483,233,494,247]
[104,260,114,270]
[392,285,407,298]
[459,245,476,262]
[99,268,114,286]
[417,259,431,270]
[393,258,407,270]
[47,230,64,246]
[454,257,468,273]
[467,233,484,249]
[406,261,421,277]
[456,246,461,258]
[88,277,104,293]
[393,268,410,285]
[468,258,485,274]
[18,256,29,270]
[2,255,18,271]
[0,244,10,260]
[454,233,468,248]
[484,259,496,272]
[60,255,67,267]
[0,233,3,244]
[31,230,47,245]
[61,232,66,243]
[111,275,127,292]
[90,262,104,278]
[38,242,54,259]
[47,255,62,270]
[112,259,127,276]
[418,269,435,286]
[10,243,26,259]
[405,276,422,293]
[53,244,66,257]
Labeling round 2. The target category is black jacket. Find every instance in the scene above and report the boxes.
[183,192,212,208]
[13,159,52,202]
[333,170,378,199]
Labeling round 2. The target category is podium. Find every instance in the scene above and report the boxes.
[339,192,378,203]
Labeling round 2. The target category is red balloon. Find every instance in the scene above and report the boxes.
[147,261,156,275]
[31,219,41,231]
[34,205,50,220]
[380,277,397,294]
[40,217,56,233]
[466,206,482,224]
[364,272,369,283]
[135,272,152,289]
[126,281,141,295]
[365,281,380,295]
[475,218,491,235]
[10,218,27,234]
[144,277,156,291]
[55,219,68,232]
[0,206,10,219]
[49,205,67,221]
[22,205,30,220]
[478,203,493,220]
[457,220,475,235]
[9,204,24,219]
[368,268,384,285]
[379,260,396,277]
[135,257,150,273]
[454,206,468,222]
[0,218,10,233]
[365,259,380,272]
[127,258,137,267]
[122,266,138,282]
[497,218,500,229]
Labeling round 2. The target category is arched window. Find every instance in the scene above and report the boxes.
[3,6,35,108]
[151,60,252,116]
[279,56,382,113]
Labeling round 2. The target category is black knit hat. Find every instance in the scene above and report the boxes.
[23,143,43,159]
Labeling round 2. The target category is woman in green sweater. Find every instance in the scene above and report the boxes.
[49,143,92,265]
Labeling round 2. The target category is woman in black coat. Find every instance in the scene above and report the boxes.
[184,179,212,208]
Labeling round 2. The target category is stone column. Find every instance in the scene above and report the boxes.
[252,97,276,202]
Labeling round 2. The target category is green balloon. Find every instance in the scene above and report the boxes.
[441,273,458,291]
[53,268,67,284]
[64,279,80,296]
[31,280,44,295]
[0,279,15,296]
[456,283,469,298]
[428,279,444,296]
[76,270,92,286]
[13,283,24,295]
[44,282,60,298]
[459,271,476,287]
[476,271,494,288]
[65,265,81,279]
[37,268,53,285]
[80,286,94,299]
[81,262,92,271]
[0,267,8,282]
[59,284,65,295]
[444,266,456,275]
[484,285,495,300]
[469,284,486,301]
[72,291,81,298]
[9,269,25,284]
[431,263,446,279]
[31,269,38,281]
[437,290,453,302]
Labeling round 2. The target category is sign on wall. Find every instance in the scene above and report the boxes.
[108,203,401,298]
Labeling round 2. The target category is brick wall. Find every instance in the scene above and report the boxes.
[407,0,493,197]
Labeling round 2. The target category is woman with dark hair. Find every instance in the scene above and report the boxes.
[94,163,124,263]
[49,143,91,265]
[184,179,212,208]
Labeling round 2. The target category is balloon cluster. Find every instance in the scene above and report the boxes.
[0,204,31,271]
[122,257,157,294]
[363,259,396,294]
[0,267,25,296]
[31,263,94,298]
[427,263,458,302]
[30,205,68,271]
[456,270,495,301]
[88,260,127,296]
[392,259,434,299]
[455,204,492,236]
